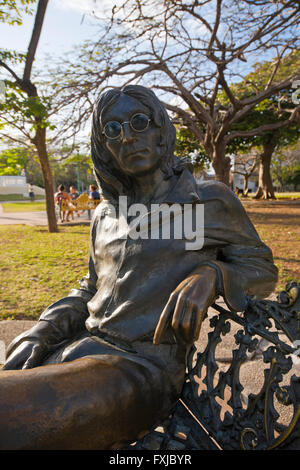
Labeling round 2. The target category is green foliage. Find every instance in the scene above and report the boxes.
[0,3,54,140]
[287,165,300,190]
[271,139,300,191]
[175,127,210,171]
[0,145,45,186]
[0,0,35,25]
[218,51,300,105]
[0,146,28,175]
[221,51,300,154]
[51,150,94,191]
[25,151,44,186]
[0,82,53,131]
[0,49,27,65]
[0,144,94,190]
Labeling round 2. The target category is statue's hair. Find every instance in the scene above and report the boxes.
[90,84,191,202]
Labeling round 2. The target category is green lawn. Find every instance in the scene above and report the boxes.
[274,192,300,199]
[245,202,300,292]
[0,225,90,320]
[1,202,46,212]
[246,192,300,200]
[0,194,45,202]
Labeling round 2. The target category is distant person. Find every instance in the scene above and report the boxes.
[69,186,79,200]
[87,184,100,219]
[28,185,35,202]
[54,184,72,223]
[69,186,80,219]
[89,184,100,200]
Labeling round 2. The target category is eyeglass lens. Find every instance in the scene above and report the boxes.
[103,113,150,139]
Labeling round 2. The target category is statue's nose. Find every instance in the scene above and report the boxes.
[122,122,135,143]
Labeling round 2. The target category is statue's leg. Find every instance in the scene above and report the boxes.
[0,353,182,450]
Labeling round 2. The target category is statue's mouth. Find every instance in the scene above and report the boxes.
[125,148,149,159]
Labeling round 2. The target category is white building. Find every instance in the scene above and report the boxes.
[0,175,45,197]
[232,174,257,194]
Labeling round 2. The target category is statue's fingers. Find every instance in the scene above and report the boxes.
[2,342,32,370]
[22,344,45,370]
[153,295,177,345]
[180,303,194,343]
[171,295,186,334]
[192,306,207,342]
[171,276,196,328]
[192,284,217,341]
[2,355,23,370]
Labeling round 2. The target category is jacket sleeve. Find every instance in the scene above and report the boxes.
[195,181,278,312]
[6,218,99,359]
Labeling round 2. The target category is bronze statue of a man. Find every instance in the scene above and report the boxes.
[0,85,278,450]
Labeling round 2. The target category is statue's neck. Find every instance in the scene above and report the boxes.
[131,168,172,205]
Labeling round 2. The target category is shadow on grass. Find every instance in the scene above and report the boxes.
[274,257,300,265]
[247,211,300,226]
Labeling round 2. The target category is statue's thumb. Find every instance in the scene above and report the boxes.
[22,344,44,370]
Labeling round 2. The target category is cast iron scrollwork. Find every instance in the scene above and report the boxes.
[129,282,300,450]
[181,281,300,450]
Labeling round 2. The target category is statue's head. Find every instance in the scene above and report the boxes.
[91,85,186,201]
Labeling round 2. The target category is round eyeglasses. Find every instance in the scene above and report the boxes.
[102,113,151,140]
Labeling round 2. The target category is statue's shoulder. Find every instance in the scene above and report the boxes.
[195,179,238,206]
[93,199,106,215]
[89,199,111,227]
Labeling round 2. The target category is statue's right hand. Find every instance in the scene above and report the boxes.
[2,341,48,370]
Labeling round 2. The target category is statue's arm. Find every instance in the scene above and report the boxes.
[198,243,278,313]
[154,182,278,345]
[196,184,278,312]
[3,221,99,370]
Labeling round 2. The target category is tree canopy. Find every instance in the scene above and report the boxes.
[0,0,35,25]
[48,0,300,185]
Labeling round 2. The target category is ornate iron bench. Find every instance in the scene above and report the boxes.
[124,282,300,451]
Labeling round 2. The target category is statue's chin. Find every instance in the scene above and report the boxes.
[126,159,162,179]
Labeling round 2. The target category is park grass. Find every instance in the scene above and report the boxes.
[0,201,299,320]
[246,192,300,200]
[0,225,90,320]
[1,201,46,212]
[274,192,300,199]
[0,194,45,202]
[245,202,300,292]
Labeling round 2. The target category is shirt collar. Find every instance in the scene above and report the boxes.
[162,169,201,204]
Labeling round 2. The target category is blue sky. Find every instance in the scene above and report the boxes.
[0,1,110,144]
[1,0,105,67]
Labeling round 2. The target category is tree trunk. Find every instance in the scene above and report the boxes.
[23,0,49,81]
[243,175,249,197]
[16,0,57,232]
[32,126,58,232]
[211,144,231,186]
[254,141,276,200]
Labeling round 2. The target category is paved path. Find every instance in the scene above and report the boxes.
[0,203,91,226]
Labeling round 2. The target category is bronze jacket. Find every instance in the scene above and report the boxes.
[6,169,278,355]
